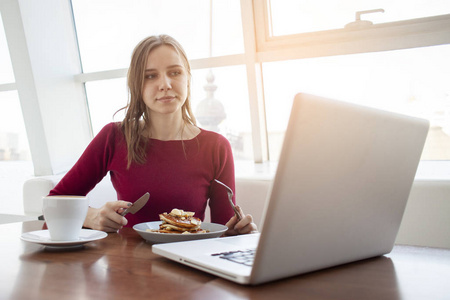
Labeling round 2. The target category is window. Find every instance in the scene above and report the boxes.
[0,91,33,215]
[254,0,450,163]
[71,0,244,72]
[0,14,14,85]
[0,14,32,163]
[72,0,249,159]
[191,66,253,160]
[85,78,127,135]
[0,14,30,162]
[3,0,448,216]
[72,0,450,166]
[268,0,450,36]
[263,44,450,160]
[84,67,253,160]
[0,14,33,215]
[0,91,31,161]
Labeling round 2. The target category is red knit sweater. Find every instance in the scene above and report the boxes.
[49,123,236,227]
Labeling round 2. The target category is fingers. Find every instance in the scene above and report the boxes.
[110,200,133,218]
[86,201,132,232]
[234,214,256,234]
[225,215,238,233]
[104,201,131,228]
[225,205,258,236]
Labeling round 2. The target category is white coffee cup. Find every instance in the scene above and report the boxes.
[42,195,89,241]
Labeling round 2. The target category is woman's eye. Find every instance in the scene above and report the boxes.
[170,71,181,76]
[146,74,157,79]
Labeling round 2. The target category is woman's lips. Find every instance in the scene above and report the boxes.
[157,96,176,102]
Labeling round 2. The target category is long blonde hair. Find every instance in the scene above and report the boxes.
[118,34,197,168]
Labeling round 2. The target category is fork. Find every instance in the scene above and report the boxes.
[214,179,243,221]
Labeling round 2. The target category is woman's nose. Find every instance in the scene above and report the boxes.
[159,75,172,91]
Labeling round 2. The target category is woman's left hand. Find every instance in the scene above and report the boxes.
[224,205,258,236]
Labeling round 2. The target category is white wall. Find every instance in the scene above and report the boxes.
[236,178,450,249]
[396,180,450,248]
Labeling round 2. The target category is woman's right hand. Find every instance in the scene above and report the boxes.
[83,201,132,232]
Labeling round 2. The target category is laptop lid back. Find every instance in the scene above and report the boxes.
[250,93,429,284]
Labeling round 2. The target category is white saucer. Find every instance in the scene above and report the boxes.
[20,229,107,247]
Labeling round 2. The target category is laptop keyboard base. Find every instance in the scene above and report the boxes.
[211,249,255,267]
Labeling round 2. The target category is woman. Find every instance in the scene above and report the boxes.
[49,34,257,235]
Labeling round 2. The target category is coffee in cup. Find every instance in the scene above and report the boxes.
[42,195,89,241]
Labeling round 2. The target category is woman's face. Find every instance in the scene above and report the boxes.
[142,45,188,118]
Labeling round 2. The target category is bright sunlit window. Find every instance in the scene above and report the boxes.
[0,91,33,215]
[85,66,253,160]
[269,0,450,36]
[0,13,14,84]
[1,0,450,217]
[0,15,30,162]
[0,14,33,215]
[191,66,253,160]
[0,91,31,161]
[263,44,450,161]
[71,0,450,165]
[71,0,244,72]
[72,0,250,159]
[84,78,127,135]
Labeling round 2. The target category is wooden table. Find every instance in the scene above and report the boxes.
[1,221,450,300]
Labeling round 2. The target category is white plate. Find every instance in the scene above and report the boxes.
[133,221,228,244]
[20,229,108,248]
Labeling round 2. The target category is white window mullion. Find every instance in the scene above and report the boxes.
[241,0,268,163]
[74,54,247,83]
[0,83,16,92]
[74,69,128,83]
[253,0,271,52]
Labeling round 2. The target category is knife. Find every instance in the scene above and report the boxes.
[121,192,150,216]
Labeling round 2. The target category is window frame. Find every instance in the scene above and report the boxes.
[5,0,448,170]
[252,1,450,161]
[73,1,450,164]
[254,1,450,59]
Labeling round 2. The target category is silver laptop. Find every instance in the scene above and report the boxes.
[152,93,429,285]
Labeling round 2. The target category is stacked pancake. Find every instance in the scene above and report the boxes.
[151,208,207,234]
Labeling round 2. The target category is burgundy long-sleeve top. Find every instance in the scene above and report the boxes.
[49,122,236,227]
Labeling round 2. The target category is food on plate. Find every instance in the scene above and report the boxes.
[146,208,210,234]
